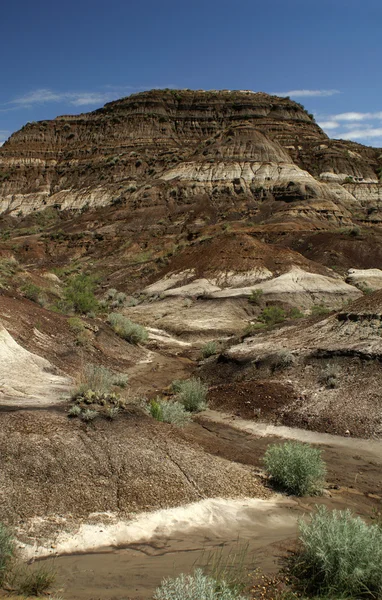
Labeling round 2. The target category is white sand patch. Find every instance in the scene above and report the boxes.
[22,496,297,559]
[0,324,70,405]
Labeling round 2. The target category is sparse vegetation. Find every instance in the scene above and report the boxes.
[68,316,91,346]
[263,441,326,496]
[0,257,20,288]
[174,378,208,412]
[13,564,56,596]
[154,568,247,600]
[20,281,43,303]
[288,505,382,598]
[108,312,148,344]
[74,363,116,396]
[0,524,55,595]
[289,307,304,319]
[201,341,217,359]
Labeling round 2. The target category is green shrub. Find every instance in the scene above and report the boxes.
[68,404,82,418]
[20,282,42,303]
[289,505,382,598]
[108,312,148,344]
[68,316,86,334]
[63,274,99,314]
[311,304,330,316]
[0,523,14,581]
[154,568,247,600]
[259,306,286,326]
[201,341,217,359]
[263,441,326,496]
[106,406,119,420]
[175,378,208,412]
[149,398,163,421]
[289,307,304,319]
[149,398,192,426]
[82,409,98,422]
[248,289,263,305]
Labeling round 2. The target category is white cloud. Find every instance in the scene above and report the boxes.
[275,89,340,98]
[10,88,117,108]
[329,111,382,122]
[339,127,382,140]
[318,120,339,130]
[2,85,177,112]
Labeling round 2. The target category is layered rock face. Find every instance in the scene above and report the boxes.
[0,89,381,225]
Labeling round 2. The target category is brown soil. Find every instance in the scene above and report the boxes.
[0,409,269,529]
[207,380,297,420]
[158,233,332,281]
[278,230,382,273]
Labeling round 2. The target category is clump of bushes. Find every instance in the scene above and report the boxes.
[311,304,330,316]
[319,363,340,389]
[201,341,217,359]
[20,282,45,305]
[108,312,148,344]
[149,398,192,427]
[154,568,247,600]
[248,289,263,306]
[61,274,99,314]
[68,316,92,346]
[259,306,286,326]
[69,363,129,421]
[75,363,117,396]
[13,565,56,596]
[288,505,382,598]
[263,441,326,496]
[173,378,208,412]
[81,409,98,422]
[268,350,295,372]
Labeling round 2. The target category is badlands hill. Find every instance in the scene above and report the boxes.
[0,88,381,226]
[1,90,382,559]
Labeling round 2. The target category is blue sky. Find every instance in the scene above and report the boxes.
[1,0,381,147]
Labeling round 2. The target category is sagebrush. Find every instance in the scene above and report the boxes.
[263,441,326,496]
[149,398,192,427]
[108,312,148,344]
[289,505,382,598]
[154,568,248,600]
[174,378,208,412]
[201,341,217,359]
